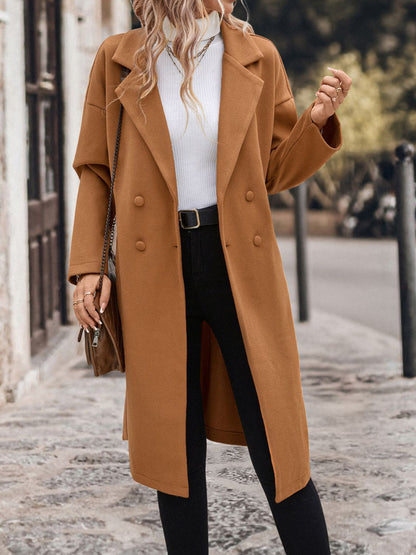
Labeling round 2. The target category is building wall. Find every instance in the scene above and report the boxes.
[0,1,11,393]
[0,0,131,405]
[1,0,31,404]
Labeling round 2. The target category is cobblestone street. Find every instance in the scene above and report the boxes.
[0,308,415,554]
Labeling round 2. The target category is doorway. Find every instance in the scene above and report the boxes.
[24,0,66,355]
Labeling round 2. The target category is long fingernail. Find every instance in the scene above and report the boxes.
[84,326,90,334]
[100,305,105,314]
[328,66,336,71]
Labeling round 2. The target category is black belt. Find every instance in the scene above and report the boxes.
[178,204,218,230]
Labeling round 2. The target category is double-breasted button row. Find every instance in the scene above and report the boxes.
[244,189,260,245]
[134,196,146,250]
[134,195,145,206]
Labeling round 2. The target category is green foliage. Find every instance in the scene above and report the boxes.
[380,44,416,143]
[245,0,416,147]
[241,0,416,204]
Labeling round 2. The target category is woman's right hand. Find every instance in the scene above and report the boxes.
[72,273,112,332]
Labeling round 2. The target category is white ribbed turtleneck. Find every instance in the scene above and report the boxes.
[156,10,224,211]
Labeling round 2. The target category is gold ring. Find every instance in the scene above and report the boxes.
[84,291,93,297]
[73,299,84,306]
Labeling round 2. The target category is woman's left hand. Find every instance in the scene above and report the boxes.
[311,67,352,130]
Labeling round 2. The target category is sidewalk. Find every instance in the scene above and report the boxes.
[0,308,415,554]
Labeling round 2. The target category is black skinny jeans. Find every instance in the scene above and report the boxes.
[157,211,331,555]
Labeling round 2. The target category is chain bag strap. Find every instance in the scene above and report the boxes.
[76,65,130,375]
[97,65,130,294]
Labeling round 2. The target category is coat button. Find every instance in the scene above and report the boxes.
[135,240,146,251]
[253,235,262,246]
[245,190,255,202]
[134,195,145,206]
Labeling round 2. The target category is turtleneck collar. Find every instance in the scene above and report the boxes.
[162,9,221,43]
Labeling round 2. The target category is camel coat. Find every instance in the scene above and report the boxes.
[67,18,342,503]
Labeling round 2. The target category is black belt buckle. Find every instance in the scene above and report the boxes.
[179,208,200,230]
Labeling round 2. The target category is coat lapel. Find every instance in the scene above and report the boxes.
[112,18,264,205]
[112,31,178,203]
[216,41,264,201]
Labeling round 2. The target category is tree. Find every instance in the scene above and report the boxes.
[240,0,416,142]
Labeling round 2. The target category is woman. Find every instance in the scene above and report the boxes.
[68,0,351,552]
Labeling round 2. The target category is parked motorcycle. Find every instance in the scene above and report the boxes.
[338,183,398,238]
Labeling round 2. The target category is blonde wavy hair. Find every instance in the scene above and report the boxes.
[128,0,254,129]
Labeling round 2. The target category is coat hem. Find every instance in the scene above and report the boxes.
[205,424,247,446]
[129,465,190,498]
[274,469,311,503]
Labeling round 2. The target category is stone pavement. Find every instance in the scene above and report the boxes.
[0,308,415,554]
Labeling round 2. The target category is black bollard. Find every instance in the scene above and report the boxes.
[293,181,309,322]
[395,143,416,378]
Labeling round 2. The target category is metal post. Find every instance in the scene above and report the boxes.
[294,181,309,322]
[395,143,416,378]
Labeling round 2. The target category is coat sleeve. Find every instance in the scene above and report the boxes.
[265,47,342,195]
[67,40,112,285]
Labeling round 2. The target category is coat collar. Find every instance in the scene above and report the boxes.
[112,18,265,205]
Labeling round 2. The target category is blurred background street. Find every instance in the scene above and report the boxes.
[278,237,400,338]
[0,302,415,554]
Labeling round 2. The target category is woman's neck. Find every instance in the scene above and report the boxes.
[162,10,221,42]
